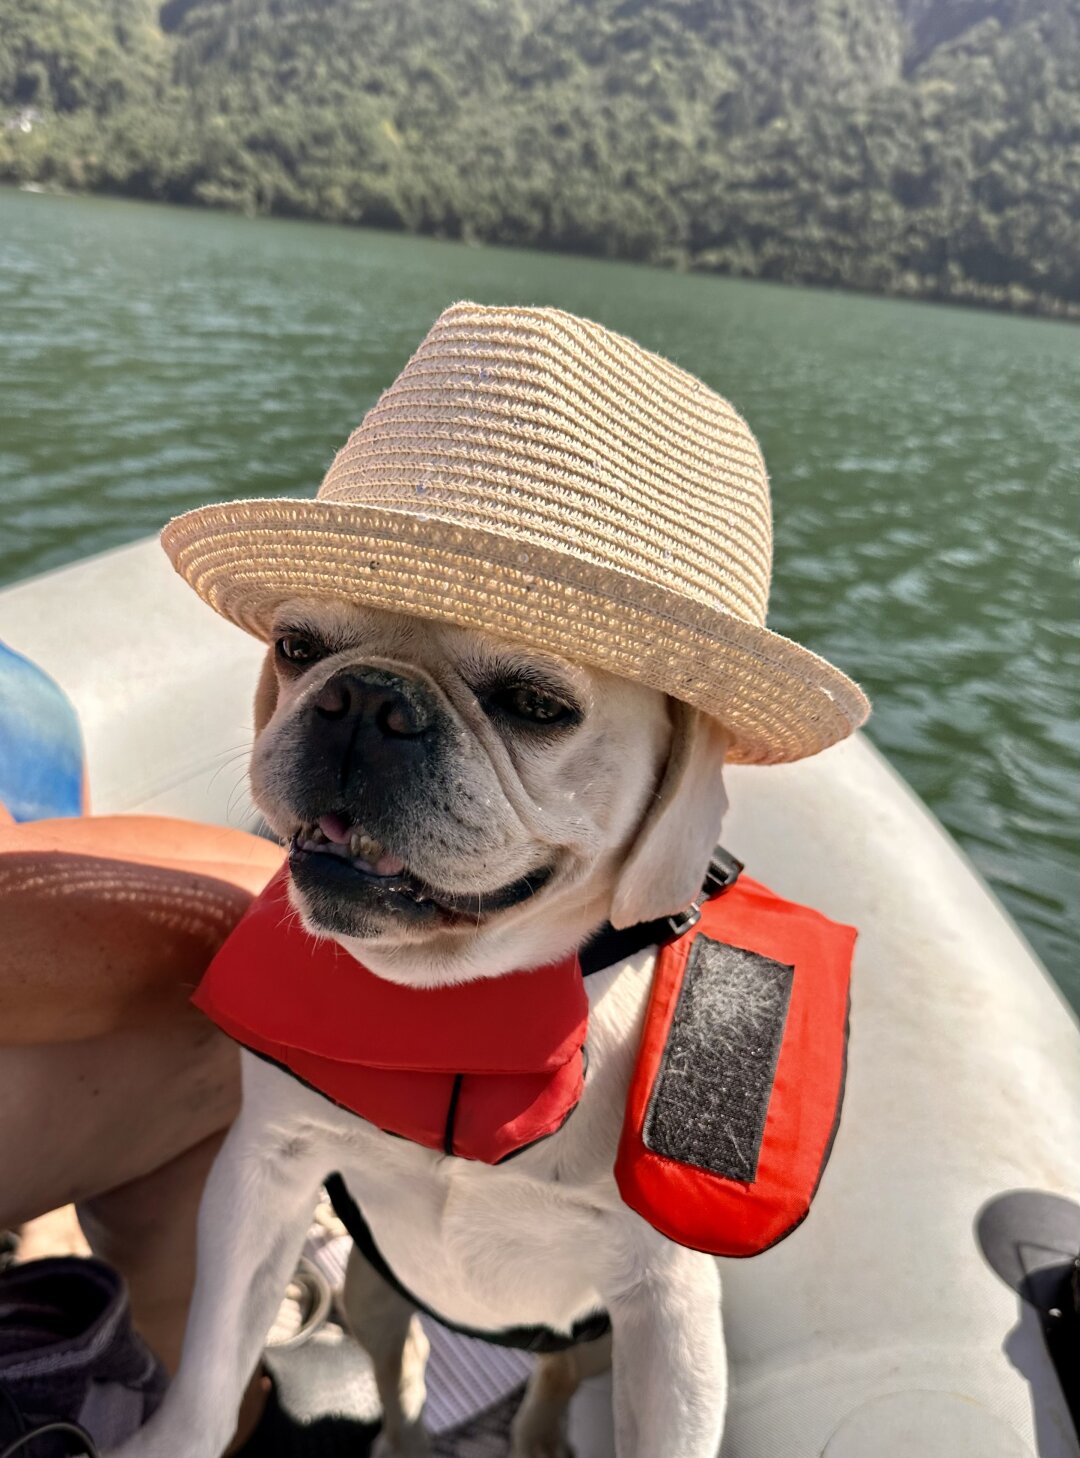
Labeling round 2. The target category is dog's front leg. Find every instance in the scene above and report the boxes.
[341,1245,432,1457]
[111,1088,324,1458]
[605,1245,725,1458]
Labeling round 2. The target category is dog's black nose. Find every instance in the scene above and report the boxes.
[311,671,431,739]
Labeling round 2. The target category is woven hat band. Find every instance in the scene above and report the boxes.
[317,304,773,629]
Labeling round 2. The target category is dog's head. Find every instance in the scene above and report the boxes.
[250,599,730,985]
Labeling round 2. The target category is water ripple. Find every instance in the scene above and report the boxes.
[1,189,1077,1004]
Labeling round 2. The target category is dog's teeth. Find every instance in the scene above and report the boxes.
[350,831,383,860]
[311,826,328,845]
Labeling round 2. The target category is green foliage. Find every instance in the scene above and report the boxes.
[1,0,1077,315]
[0,0,163,113]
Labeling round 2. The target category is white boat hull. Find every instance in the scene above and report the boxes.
[2,538,1078,1457]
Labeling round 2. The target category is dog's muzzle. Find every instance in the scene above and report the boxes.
[282,666,554,932]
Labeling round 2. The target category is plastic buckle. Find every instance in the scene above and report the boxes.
[665,902,703,939]
[662,847,743,940]
[703,847,744,898]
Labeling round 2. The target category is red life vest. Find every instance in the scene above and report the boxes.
[194,863,854,1257]
[193,868,588,1164]
[615,874,856,1257]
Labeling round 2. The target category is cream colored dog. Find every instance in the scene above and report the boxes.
[113,597,731,1458]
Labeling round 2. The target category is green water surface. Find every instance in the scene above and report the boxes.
[1,189,1077,1006]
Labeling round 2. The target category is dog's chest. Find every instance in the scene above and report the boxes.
[297,948,655,1333]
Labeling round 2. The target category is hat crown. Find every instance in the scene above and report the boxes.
[317,303,773,629]
[162,301,870,763]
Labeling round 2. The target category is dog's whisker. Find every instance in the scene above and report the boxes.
[204,740,256,766]
[207,753,254,793]
[224,770,253,821]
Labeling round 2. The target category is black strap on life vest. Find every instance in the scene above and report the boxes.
[325,1172,611,1354]
[326,849,742,1353]
[579,846,742,976]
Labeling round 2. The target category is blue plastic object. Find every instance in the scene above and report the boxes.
[0,640,85,821]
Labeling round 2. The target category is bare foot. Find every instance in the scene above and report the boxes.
[14,1204,91,1261]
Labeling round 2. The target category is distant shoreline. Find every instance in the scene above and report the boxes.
[6,0,1077,326]
[7,183,1078,326]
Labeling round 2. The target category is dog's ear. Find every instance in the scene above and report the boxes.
[253,650,279,735]
[609,701,730,930]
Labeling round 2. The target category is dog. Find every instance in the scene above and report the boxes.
[113,596,732,1458]
[113,300,868,1458]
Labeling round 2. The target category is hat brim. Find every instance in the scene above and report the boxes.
[161,497,869,766]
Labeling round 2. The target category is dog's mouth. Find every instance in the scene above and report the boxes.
[288,813,554,929]
[296,814,412,881]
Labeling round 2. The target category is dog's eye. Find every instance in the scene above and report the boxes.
[487,683,577,727]
[276,634,324,667]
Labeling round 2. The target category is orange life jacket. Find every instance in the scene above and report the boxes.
[616,872,855,1256]
[193,860,855,1257]
[192,866,587,1164]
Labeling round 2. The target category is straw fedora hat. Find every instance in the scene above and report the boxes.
[162,302,868,765]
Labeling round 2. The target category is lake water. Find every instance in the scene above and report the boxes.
[1,188,1077,1007]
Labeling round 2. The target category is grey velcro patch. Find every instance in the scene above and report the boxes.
[643,936,793,1184]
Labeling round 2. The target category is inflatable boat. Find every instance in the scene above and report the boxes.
[2,537,1078,1458]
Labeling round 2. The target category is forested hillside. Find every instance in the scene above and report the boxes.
[2,0,1078,315]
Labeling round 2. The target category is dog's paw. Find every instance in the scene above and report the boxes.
[372,1423,433,1458]
[509,1402,573,1458]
